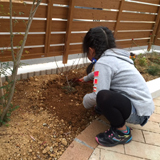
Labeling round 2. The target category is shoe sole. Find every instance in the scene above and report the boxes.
[95,136,132,147]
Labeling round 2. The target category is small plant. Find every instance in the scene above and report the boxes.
[147,65,160,76]
[137,54,147,66]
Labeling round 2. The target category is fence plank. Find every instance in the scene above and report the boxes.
[63,0,75,63]
[155,39,160,45]
[44,0,54,56]
[0,47,45,61]
[73,8,118,20]
[23,0,48,3]
[1,47,44,57]
[118,22,153,30]
[51,21,67,31]
[116,39,149,48]
[116,31,150,40]
[121,12,156,21]
[50,34,65,44]
[74,0,121,10]
[52,6,68,19]
[128,0,160,5]
[72,21,116,31]
[49,45,64,53]
[53,0,69,5]
[0,2,47,18]
[0,34,45,47]
[0,19,46,32]
[114,0,125,38]
[123,1,159,13]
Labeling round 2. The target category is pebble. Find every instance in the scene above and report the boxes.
[43,123,47,126]
[50,146,53,153]
[35,78,38,82]
[61,138,67,146]
[42,146,50,154]
[29,149,32,153]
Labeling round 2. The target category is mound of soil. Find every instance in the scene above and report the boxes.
[0,66,158,160]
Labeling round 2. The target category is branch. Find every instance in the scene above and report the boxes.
[9,0,15,62]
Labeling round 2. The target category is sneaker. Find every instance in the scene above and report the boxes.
[95,126,132,147]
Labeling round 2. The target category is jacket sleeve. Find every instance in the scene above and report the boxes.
[82,63,113,109]
[83,72,94,82]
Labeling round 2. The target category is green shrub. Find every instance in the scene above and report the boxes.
[147,65,160,76]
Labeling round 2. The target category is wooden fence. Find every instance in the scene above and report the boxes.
[0,0,160,63]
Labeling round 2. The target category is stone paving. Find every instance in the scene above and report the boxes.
[59,96,160,160]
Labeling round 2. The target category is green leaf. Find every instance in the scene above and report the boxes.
[25,50,29,54]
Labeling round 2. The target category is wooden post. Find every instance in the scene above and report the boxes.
[154,17,160,45]
[44,0,53,56]
[147,3,160,51]
[114,0,125,39]
[63,0,75,64]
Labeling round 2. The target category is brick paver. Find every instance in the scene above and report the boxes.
[89,148,144,160]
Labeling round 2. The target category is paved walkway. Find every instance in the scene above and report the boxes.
[59,96,160,160]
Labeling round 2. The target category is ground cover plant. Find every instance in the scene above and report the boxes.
[0,51,160,160]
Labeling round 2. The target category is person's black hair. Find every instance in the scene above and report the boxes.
[83,26,116,74]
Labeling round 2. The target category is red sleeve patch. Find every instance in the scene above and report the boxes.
[94,79,98,84]
[93,87,97,92]
[94,71,99,77]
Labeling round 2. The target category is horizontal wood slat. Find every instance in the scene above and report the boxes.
[0,34,45,47]
[53,0,69,5]
[123,1,159,13]
[73,8,118,20]
[0,47,44,57]
[155,39,160,45]
[128,0,160,5]
[49,45,64,53]
[116,39,149,48]
[50,45,83,55]
[50,34,66,44]
[0,47,44,61]
[22,0,48,3]
[52,6,68,19]
[74,0,121,10]
[116,31,150,40]
[121,12,156,21]
[72,21,116,31]
[118,22,153,30]
[51,21,67,31]
[0,19,46,32]
[0,2,47,18]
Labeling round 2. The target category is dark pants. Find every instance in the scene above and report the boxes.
[96,90,132,128]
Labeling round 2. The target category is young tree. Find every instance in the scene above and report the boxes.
[0,0,42,126]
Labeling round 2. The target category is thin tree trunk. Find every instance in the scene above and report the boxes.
[0,76,4,105]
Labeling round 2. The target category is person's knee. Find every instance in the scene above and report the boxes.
[97,90,112,110]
